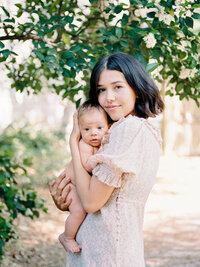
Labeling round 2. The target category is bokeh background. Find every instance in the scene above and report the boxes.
[1,0,200,266]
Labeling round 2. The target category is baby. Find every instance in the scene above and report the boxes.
[59,100,109,253]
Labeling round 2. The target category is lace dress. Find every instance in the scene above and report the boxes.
[66,115,162,267]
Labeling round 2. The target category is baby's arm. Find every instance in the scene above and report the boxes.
[79,139,97,173]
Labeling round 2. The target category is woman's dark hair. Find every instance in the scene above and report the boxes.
[89,52,164,119]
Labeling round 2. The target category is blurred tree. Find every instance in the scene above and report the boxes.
[0,125,49,261]
[0,0,199,106]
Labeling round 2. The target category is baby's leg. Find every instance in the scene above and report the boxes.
[59,184,86,253]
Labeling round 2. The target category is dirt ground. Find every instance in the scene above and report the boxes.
[2,156,200,267]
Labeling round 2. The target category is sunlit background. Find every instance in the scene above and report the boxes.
[1,0,200,266]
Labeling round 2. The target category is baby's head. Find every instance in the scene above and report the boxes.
[78,100,109,147]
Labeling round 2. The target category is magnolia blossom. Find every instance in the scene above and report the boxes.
[179,67,198,79]
[185,10,192,17]
[195,8,200,14]
[33,58,41,68]
[135,7,148,18]
[158,14,175,25]
[177,30,185,38]
[190,68,198,78]
[143,33,157,48]
[174,5,185,17]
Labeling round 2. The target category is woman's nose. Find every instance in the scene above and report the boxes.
[106,89,115,102]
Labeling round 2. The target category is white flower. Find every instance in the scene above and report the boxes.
[158,14,175,25]
[190,68,198,78]
[179,67,198,79]
[195,8,200,14]
[185,10,192,17]
[180,40,191,48]
[135,8,148,18]
[33,58,41,68]
[179,68,190,79]
[174,5,185,17]
[143,33,157,48]
[177,30,185,38]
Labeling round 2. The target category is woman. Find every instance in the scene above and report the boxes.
[49,52,164,266]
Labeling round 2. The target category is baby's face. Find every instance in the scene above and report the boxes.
[79,108,109,147]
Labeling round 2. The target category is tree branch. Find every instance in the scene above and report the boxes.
[0,33,43,41]
[58,0,64,17]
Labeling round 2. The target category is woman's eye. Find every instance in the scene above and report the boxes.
[97,88,105,94]
[115,85,122,90]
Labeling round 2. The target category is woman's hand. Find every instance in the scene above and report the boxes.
[70,111,80,148]
[48,170,72,211]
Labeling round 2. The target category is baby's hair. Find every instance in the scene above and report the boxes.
[78,99,103,119]
[89,52,164,119]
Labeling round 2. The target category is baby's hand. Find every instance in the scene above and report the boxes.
[70,111,80,145]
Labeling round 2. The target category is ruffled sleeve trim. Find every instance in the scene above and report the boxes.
[92,163,122,188]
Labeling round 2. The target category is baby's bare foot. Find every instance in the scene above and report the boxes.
[59,233,81,253]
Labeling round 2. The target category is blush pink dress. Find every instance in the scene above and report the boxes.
[66,115,162,267]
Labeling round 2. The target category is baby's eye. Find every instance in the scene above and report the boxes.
[85,128,89,131]
[98,126,102,130]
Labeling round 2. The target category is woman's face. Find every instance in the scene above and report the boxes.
[97,70,136,121]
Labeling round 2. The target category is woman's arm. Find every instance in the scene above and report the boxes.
[70,113,115,213]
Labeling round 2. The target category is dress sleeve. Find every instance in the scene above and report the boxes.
[89,117,144,188]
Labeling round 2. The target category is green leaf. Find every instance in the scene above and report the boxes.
[75,98,82,109]
[0,6,10,17]
[196,82,200,89]
[15,3,22,8]
[4,18,15,23]
[17,9,23,18]
[33,49,45,61]
[110,35,118,41]
[63,68,71,77]
[61,51,74,59]
[99,28,111,36]
[45,55,57,63]
[0,41,5,49]
[176,82,184,93]
[89,0,97,4]
[192,12,200,20]
[119,40,129,47]
[39,41,46,48]
[70,45,82,52]
[66,60,76,67]
[64,16,73,24]
[185,17,193,28]
[1,49,11,59]
[115,27,122,38]
[105,7,111,13]
[114,5,123,14]
[146,63,159,73]
[121,14,129,25]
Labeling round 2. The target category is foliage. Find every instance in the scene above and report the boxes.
[0,0,200,106]
[0,124,68,262]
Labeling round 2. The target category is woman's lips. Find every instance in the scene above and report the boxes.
[106,105,120,110]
